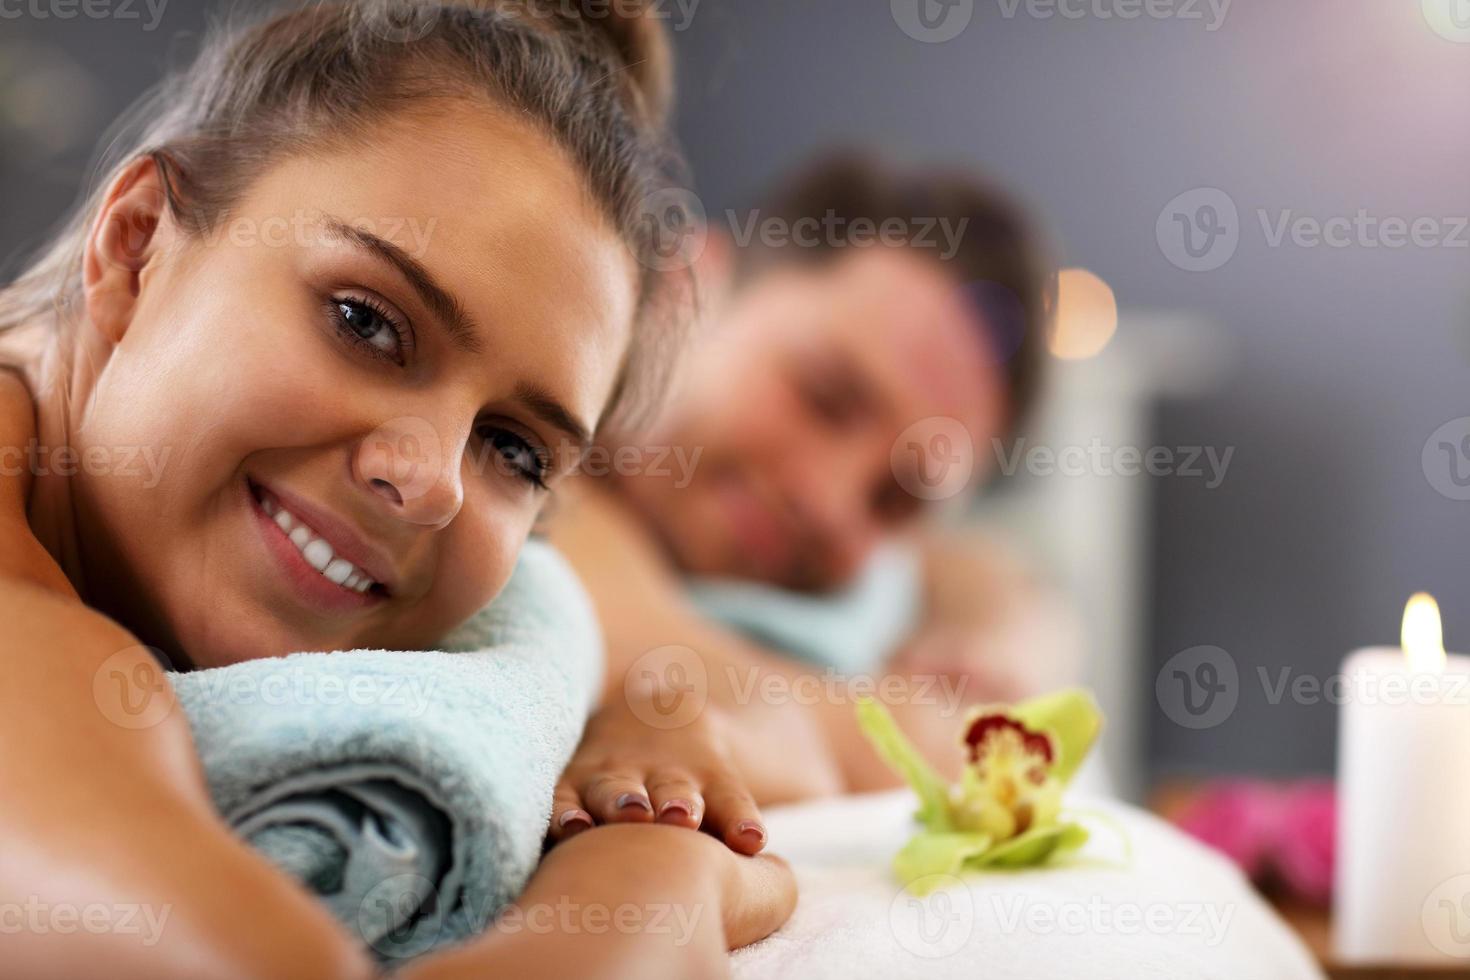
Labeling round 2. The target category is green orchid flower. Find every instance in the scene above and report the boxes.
[856,689,1103,891]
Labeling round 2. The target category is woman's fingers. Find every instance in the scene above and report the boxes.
[702,771,767,854]
[645,768,704,828]
[548,779,594,842]
[580,769,655,824]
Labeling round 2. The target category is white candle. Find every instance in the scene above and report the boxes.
[1334,594,1470,964]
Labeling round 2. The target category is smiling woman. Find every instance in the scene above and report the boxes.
[0,4,683,667]
[0,3,794,979]
[18,100,641,668]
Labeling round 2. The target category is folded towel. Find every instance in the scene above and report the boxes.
[169,539,603,962]
[686,543,922,674]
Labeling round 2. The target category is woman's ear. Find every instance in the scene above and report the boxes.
[82,155,176,346]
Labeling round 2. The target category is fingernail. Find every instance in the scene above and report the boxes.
[615,793,653,813]
[657,799,693,823]
[558,810,593,835]
[734,820,766,849]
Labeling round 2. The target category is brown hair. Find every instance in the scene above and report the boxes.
[0,0,691,432]
[740,152,1053,437]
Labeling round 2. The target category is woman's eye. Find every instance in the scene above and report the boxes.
[483,428,550,489]
[330,297,406,362]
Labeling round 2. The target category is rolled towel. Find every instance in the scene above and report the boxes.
[169,540,603,962]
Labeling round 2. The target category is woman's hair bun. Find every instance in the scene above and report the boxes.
[572,0,675,125]
[440,1,674,125]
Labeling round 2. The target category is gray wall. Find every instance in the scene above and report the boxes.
[5,0,1469,781]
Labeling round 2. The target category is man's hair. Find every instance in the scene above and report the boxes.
[739,152,1053,436]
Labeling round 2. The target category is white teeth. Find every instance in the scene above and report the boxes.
[344,571,373,593]
[255,484,379,594]
[302,538,333,572]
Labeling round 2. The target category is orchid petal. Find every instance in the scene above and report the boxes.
[1010,688,1103,787]
[974,821,1090,869]
[895,832,994,887]
[857,699,952,831]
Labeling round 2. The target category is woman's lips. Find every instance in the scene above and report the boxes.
[245,478,388,615]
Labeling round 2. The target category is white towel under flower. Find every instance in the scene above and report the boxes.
[733,790,1324,980]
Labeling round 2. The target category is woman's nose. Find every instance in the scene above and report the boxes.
[354,415,464,528]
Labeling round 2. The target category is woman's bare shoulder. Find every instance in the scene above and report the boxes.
[0,366,76,598]
[0,366,37,514]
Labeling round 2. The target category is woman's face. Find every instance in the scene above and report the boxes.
[72,100,637,667]
[623,247,1007,592]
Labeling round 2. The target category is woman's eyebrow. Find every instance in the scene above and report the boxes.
[515,381,593,455]
[322,216,483,356]
[320,217,591,452]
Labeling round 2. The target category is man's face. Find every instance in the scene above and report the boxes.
[623,246,1009,591]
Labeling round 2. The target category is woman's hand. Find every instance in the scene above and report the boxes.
[549,694,768,854]
[541,824,795,951]
[401,824,795,980]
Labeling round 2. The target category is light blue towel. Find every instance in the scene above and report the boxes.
[169,540,602,962]
[685,544,923,674]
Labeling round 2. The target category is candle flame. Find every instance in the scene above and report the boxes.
[1401,593,1446,673]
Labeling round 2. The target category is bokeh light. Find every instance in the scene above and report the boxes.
[1048,267,1118,361]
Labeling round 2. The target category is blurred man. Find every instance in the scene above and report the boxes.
[552,154,1084,802]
